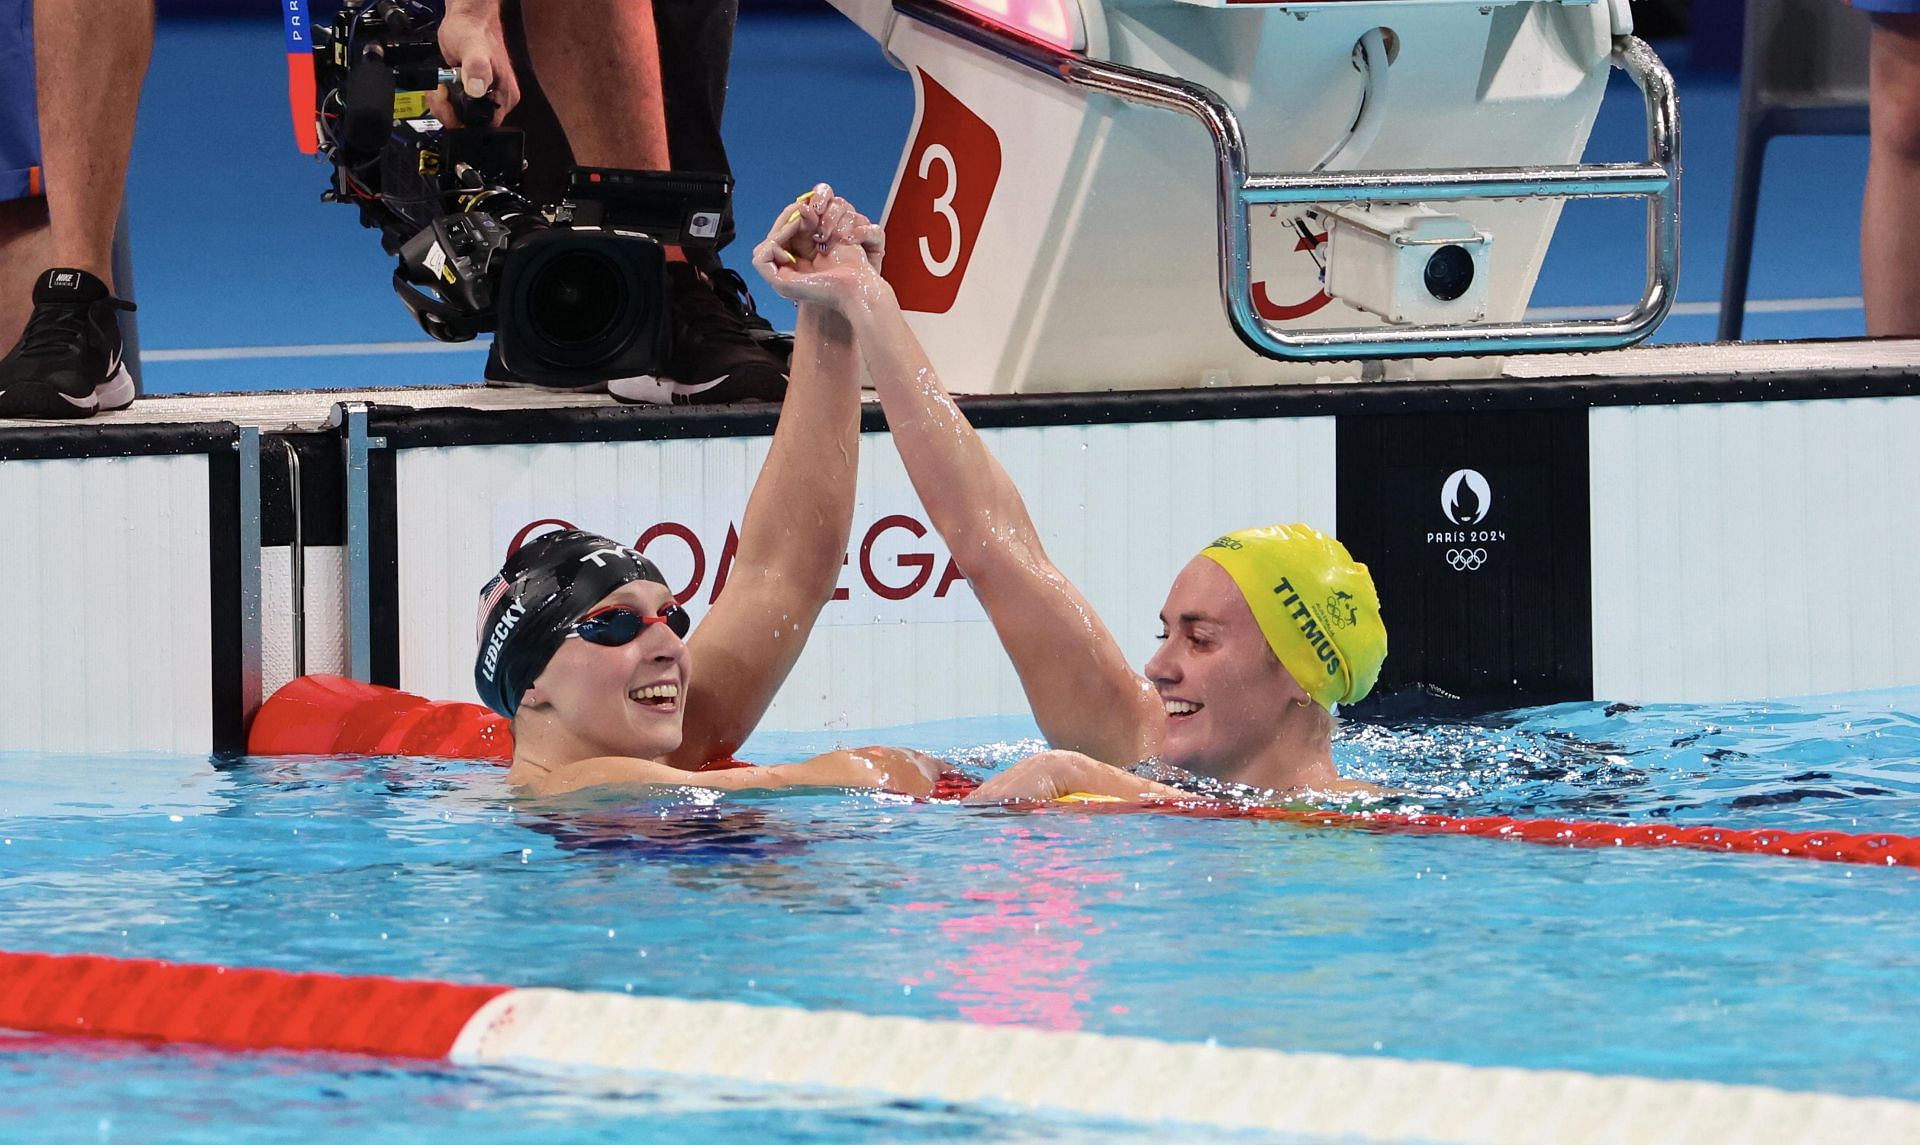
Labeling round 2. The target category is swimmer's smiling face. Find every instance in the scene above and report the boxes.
[519,580,692,761]
[1144,557,1312,776]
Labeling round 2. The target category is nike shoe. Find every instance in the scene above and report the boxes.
[699,258,794,365]
[0,268,137,419]
[609,261,788,406]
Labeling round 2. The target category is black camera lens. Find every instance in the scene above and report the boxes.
[1423,244,1476,302]
[527,250,626,348]
[496,228,667,385]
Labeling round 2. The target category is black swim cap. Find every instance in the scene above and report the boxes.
[473,522,672,718]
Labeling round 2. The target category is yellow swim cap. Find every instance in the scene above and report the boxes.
[1198,524,1387,710]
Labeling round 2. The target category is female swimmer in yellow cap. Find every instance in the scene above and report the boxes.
[757,190,1387,803]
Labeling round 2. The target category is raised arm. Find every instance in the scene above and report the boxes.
[755,200,1163,768]
[664,189,862,767]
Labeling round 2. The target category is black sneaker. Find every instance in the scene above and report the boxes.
[0,269,137,419]
[701,259,794,365]
[609,262,788,405]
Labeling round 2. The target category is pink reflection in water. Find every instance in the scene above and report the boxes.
[895,825,1121,1030]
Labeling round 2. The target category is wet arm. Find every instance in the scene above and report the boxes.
[666,301,861,768]
[843,279,1162,767]
[961,751,1188,805]
[530,746,942,798]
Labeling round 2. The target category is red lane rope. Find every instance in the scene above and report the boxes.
[247,678,1918,871]
[0,951,507,1058]
[1050,802,1920,869]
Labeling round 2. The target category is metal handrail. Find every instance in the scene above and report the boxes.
[892,0,1681,360]
[279,438,308,679]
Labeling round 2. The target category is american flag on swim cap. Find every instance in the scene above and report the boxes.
[476,573,513,642]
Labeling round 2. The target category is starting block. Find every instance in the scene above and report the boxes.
[830,0,1678,390]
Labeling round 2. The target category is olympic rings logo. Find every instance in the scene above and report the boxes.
[1446,548,1488,572]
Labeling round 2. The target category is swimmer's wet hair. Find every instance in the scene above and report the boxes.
[473,521,670,718]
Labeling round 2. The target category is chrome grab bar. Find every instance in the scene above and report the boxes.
[892,0,1680,360]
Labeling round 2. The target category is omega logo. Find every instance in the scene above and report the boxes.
[634,514,968,605]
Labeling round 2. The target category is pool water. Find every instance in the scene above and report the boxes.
[3,689,1920,1140]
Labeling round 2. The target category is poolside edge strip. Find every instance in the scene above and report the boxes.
[449,988,1920,1143]
[5,948,1917,1141]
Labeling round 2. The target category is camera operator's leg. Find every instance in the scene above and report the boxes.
[1864,14,1920,336]
[521,0,671,172]
[519,0,788,404]
[655,0,736,244]
[654,0,793,367]
[0,0,150,418]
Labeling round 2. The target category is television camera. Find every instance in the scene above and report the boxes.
[311,0,729,385]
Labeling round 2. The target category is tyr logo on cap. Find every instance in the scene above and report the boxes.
[579,545,644,568]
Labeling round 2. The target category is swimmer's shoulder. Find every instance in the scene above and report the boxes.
[508,755,693,797]
[1126,760,1390,800]
[1273,777,1414,811]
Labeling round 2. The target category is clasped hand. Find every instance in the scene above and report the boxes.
[752,183,888,314]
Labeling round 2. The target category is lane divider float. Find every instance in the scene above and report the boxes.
[249,676,1920,871]
[3,948,1918,1142]
[1047,801,1920,870]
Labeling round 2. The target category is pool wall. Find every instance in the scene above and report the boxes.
[3,343,1918,755]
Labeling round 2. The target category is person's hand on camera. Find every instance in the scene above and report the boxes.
[753,183,888,314]
[430,0,521,125]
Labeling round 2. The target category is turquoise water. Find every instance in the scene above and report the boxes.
[4,690,1920,1140]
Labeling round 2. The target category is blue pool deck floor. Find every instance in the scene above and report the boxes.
[121,15,1869,395]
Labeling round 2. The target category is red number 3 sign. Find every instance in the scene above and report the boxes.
[882,72,1003,315]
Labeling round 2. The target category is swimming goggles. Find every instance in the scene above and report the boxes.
[568,603,691,646]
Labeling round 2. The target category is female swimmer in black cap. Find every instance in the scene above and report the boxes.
[755,191,1390,804]
[475,188,942,799]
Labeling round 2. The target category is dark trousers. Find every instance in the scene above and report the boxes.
[502,0,742,253]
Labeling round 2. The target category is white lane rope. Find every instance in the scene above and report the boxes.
[450,989,1920,1143]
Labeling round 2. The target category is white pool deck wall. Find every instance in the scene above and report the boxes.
[0,454,215,753]
[3,342,1920,757]
[1588,396,1920,702]
[389,418,1338,731]
[0,423,258,756]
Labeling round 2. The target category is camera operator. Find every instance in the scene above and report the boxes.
[434,0,788,404]
[1857,4,1920,336]
[0,0,149,420]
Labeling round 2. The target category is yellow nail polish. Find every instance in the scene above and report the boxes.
[783,249,798,264]
[785,210,802,225]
